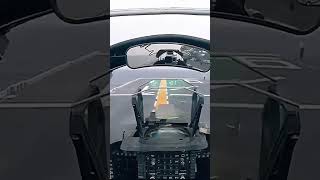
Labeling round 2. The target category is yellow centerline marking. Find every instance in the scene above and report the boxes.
[154,80,169,110]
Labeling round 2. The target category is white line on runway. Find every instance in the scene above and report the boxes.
[169,94,210,97]
[248,60,301,69]
[142,85,149,92]
[184,79,203,84]
[0,103,71,108]
[212,76,286,89]
[1,51,106,99]
[234,55,302,69]
[211,103,320,110]
[169,94,192,96]
[111,92,155,96]
[300,105,320,110]
[211,103,264,109]
[110,78,141,92]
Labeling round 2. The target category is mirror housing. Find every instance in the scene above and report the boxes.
[50,0,108,24]
[213,0,320,34]
[297,0,320,6]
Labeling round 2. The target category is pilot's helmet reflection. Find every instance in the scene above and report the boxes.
[164,56,173,63]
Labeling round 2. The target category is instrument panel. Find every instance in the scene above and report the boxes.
[110,150,210,180]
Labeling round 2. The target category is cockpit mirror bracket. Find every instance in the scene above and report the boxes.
[258,86,300,180]
[262,110,300,180]
[189,92,205,136]
[132,89,145,137]
[69,85,107,180]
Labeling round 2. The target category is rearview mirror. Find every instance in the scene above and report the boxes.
[213,0,320,34]
[297,0,320,6]
[126,43,210,72]
[51,0,108,23]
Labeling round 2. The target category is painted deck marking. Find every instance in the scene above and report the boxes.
[153,80,169,111]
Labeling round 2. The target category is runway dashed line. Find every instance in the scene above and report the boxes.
[153,80,169,112]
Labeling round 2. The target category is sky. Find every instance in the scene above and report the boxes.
[110,15,210,45]
[110,0,210,45]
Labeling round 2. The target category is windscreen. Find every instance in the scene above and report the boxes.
[136,79,197,124]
